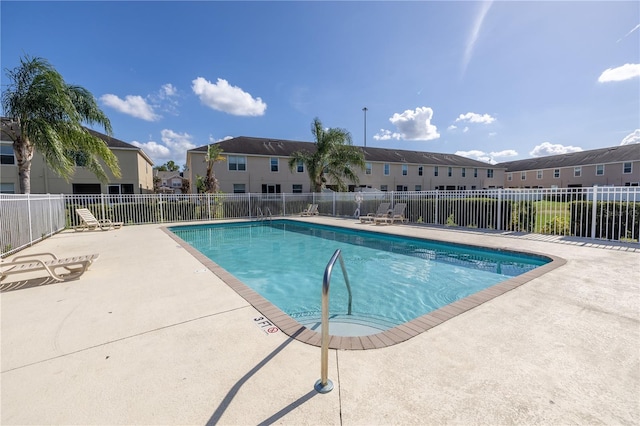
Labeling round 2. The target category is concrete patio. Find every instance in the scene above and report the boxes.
[1,218,638,425]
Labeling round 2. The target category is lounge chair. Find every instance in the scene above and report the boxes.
[301,204,319,216]
[1,252,99,282]
[374,203,407,225]
[359,202,391,223]
[75,208,123,231]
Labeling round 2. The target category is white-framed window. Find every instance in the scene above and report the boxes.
[596,164,604,176]
[507,173,512,181]
[554,169,560,178]
[448,167,452,177]
[461,168,466,177]
[537,170,543,180]
[574,167,582,177]
[396,185,408,191]
[487,169,494,178]
[415,185,422,191]
[296,160,304,173]
[418,166,423,176]
[270,157,279,172]
[623,162,632,174]
[474,168,478,178]
[0,182,15,194]
[228,155,246,171]
[521,171,526,180]
[402,164,408,176]
[365,162,372,175]
[434,166,439,177]
[233,184,246,193]
[383,163,390,175]
[380,185,388,191]
[292,184,303,193]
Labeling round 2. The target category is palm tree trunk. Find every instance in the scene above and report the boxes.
[14,137,34,194]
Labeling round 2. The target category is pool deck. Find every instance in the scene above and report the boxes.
[1,217,639,425]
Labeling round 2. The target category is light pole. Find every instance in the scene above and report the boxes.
[362,107,368,147]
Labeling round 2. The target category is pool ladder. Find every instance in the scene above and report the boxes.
[255,207,272,222]
[315,249,352,394]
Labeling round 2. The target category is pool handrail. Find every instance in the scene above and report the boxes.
[315,248,352,394]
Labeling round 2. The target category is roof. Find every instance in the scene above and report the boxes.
[188,136,497,168]
[496,144,640,172]
[154,170,183,180]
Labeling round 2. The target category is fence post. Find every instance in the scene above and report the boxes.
[27,193,33,245]
[496,189,502,231]
[100,193,106,221]
[282,192,286,216]
[590,186,598,239]
[435,190,439,225]
[248,193,252,218]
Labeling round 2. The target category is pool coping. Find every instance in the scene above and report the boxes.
[161,219,567,350]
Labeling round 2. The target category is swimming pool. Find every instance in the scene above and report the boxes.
[167,219,561,347]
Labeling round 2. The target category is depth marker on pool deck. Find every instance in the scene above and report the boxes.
[254,316,279,335]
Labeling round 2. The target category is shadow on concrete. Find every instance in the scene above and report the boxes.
[206,326,320,425]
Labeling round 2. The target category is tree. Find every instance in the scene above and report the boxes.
[154,160,180,172]
[288,117,365,192]
[1,55,120,194]
[203,144,225,193]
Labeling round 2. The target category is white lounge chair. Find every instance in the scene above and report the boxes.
[359,202,391,223]
[75,208,123,231]
[375,203,407,225]
[301,204,319,216]
[1,252,99,282]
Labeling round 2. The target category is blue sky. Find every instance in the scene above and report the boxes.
[2,1,639,167]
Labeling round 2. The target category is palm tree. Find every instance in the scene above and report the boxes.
[203,144,225,193]
[1,55,120,194]
[288,117,365,192]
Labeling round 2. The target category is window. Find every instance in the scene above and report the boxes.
[474,168,478,178]
[261,184,281,194]
[554,169,560,178]
[402,164,408,176]
[365,163,372,175]
[233,184,246,193]
[448,167,452,177]
[521,172,526,180]
[418,166,423,176]
[296,160,304,173]
[415,185,422,191]
[292,184,303,193]
[171,180,182,187]
[383,163,390,175]
[487,169,494,178]
[228,155,246,171]
[380,185,388,191]
[537,170,543,180]
[574,167,582,177]
[434,166,439,177]
[396,185,407,191]
[72,183,101,194]
[461,168,466,178]
[507,173,512,181]
[596,164,604,176]
[108,184,134,195]
[1,145,16,165]
[270,157,279,172]
[0,183,15,194]
[623,162,632,174]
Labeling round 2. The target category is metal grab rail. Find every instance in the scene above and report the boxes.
[255,207,272,222]
[314,249,352,394]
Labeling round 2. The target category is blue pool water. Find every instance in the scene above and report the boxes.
[170,220,549,335]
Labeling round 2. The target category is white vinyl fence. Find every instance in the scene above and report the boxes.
[2,186,639,257]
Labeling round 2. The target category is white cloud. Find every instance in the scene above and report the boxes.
[209,135,234,143]
[374,107,440,141]
[192,77,267,116]
[161,83,177,97]
[100,94,160,121]
[463,126,470,133]
[131,129,196,165]
[598,63,640,82]
[455,112,496,124]
[617,24,640,43]
[529,142,583,157]
[462,0,493,75]
[447,125,457,131]
[620,129,640,145]
[455,149,517,165]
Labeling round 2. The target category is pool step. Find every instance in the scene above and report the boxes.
[294,313,397,337]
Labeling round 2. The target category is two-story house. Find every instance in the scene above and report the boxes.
[497,144,640,188]
[0,122,154,194]
[185,137,504,194]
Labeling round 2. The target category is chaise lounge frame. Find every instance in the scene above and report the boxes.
[1,252,100,282]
